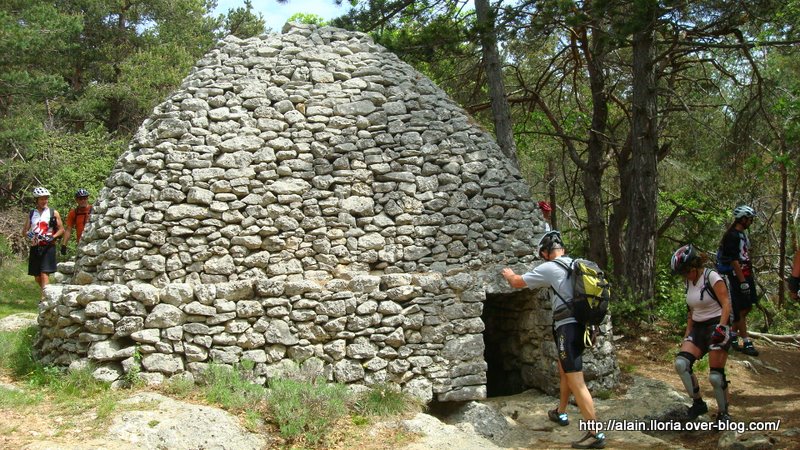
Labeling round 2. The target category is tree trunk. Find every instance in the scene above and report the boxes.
[610,138,632,283]
[474,0,518,165]
[547,156,557,230]
[624,5,659,308]
[581,26,609,269]
[779,158,788,308]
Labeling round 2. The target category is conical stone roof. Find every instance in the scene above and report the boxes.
[37,23,575,402]
[72,23,541,284]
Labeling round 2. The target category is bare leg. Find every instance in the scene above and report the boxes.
[557,361,571,412]
[737,308,751,340]
[564,371,596,421]
[36,273,49,294]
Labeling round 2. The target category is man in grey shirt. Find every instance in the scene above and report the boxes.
[502,230,606,449]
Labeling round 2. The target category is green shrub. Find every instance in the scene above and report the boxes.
[266,377,350,446]
[0,326,39,378]
[49,367,110,400]
[202,362,265,412]
[163,376,194,398]
[354,383,420,417]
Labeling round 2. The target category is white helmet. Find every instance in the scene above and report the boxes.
[733,205,755,220]
[32,187,51,198]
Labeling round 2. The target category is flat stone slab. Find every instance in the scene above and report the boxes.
[105,392,267,450]
[0,313,37,332]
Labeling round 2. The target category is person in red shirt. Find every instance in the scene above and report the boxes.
[538,201,553,231]
[61,188,93,255]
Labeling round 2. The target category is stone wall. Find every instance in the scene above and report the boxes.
[38,23,618,401]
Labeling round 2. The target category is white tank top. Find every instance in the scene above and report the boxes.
[686,269,725,322]
[29,207,55,245]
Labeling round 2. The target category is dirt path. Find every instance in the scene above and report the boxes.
[616,330,800,449]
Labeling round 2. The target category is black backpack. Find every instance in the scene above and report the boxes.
[552,258,611,326]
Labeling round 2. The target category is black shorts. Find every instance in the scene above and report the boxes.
[553,322,586,373]
[28,245,57,276]
[725,274,758,321]
[685,316,731,355]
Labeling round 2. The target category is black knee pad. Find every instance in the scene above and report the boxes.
[710,367,728,390]
[676,351,696,373]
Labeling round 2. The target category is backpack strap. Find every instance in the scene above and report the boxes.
[49,209,58,231]
[701,268,722,307]
[550,259,574,315]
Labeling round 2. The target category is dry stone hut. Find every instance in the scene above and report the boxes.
[38,23,618,402]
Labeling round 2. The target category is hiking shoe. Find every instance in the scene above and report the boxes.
[571,431,606,449]
[687,399,708,420]
[741,341,759,356]
[548,408,569,426]
[731,339,742,352]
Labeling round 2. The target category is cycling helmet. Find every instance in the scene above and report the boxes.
[32,187,51,198]
[538,230,564,255]
[75,188,90,198]
[733,205,755,220]
[670,244,698,274]
[538,201,552,212]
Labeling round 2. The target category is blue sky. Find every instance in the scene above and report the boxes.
[213,0,354,31]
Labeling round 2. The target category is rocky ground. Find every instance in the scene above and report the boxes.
[2,314,799,449]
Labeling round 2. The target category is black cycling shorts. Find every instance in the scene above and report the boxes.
[725,274,758,321]
[28,245,57,276]
[685,316,731,355]
[553,322,585,373]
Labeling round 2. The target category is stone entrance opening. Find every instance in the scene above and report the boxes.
[482,290,540,397]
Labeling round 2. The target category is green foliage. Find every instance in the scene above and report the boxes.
[222,0,266,36]
[0,259,40,318]
[202,362,266,412]
[654,267,691,329]
[0,126,123,211]
[354,383,420,417]
[163,375,194,398]
[123,346,144,387]
[0,326,39,378]
[266,377,350,447]
[0,385,42,408]
[288,13,328,26]
[594,389,613,400]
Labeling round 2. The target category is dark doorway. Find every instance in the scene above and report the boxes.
[482,290,539,397]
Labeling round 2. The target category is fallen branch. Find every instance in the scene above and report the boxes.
[748,331,800,343]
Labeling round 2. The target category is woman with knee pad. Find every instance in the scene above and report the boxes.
[671,244,733,423]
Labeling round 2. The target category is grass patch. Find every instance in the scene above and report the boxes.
[0,258,40,318]
[620,363,637,374]
[266,377,350,447]
[594,389,613,400]
[354,383,421,417]
[0,326,39,378]
[202,362,266,412]
[0,385,42,407]
[163,375,195,399]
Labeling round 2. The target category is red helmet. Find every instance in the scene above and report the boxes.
[538,201,552,212]
[670,244,698,274]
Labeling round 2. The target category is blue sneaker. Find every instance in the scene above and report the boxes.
[572,431,606,449]
[548,408,569,426]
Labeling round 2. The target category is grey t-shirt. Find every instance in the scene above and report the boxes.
[521,255,577,329]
